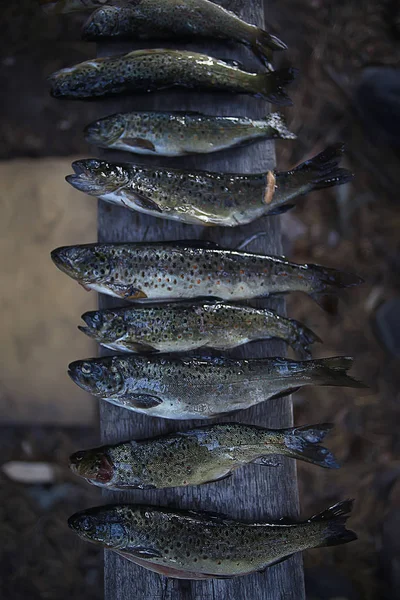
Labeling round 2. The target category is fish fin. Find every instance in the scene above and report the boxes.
[252,456,281,467]
[186,509,231,524]
[130,395,163,409]
[128,341,158,354]
[201,472,233,485]
[78,282,92,292]
[314,356,367,389]
[265,113,297,140]
[283,424,339,469]
[310,499,357,547]
[258,554,294,571]
[257,67,297,105]
[268,387,300,400]
[311,293,339,315]
[251,28,287,66]
[124,287,148,300]
[267,204,295,216]
[122,138,156,152]
[285,143,354,194]
[122,193,163,213]
[286,320,322,359]
[221,58,245,69]
[128,547,163,560]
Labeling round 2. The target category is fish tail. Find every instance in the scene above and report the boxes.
[283,424,339,469]
[286,319,322,359]
[264,113,297,140]
[309,264,364,313]
[310,499,357,547]
[257,67,297,105]
[251,28,287,65]
[313,356,366,389]
[293,143,354,191]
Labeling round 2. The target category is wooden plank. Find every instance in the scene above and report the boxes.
[95,2,306,598]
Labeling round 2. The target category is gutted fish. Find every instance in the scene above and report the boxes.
[68,354,364,419]
[68,500,357,578]
[67,144,352,226]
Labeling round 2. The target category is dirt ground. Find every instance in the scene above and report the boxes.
[1,1,400,599]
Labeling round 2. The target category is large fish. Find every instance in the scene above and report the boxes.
[82,0,286,66]
[67,354,364,419]
[79,301,321,358]
[51,240,362,308]
[48,49,296,102]
[69,422,338,490]
[66,145,352,226]
[84,111,296,157]
[68,500,357,579]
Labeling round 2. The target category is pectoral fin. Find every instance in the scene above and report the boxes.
[122,193,163,213]
[131,395,163,409]
[123,138,156,152]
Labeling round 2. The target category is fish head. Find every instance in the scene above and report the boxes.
[68,357,125,398]
[51,245,113,285]
[79,310,127,343]
[69,448,114,484]
[68,505,129,549]
[67,159,130,196]
[83,7,119,39]
[84,116,125,147]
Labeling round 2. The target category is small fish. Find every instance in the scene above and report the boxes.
[68,500,357,579]
[69,422,338,490]
[82,0,287,66]
[79,301,321,358]
[67,354,364,419]
[48,49,296,103]
[50,240,362,309]
[39,0,110,14]
[67,144,352,226]
[84,111,296,157]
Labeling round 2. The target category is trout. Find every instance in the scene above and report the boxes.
[67,354,364,419]
[51,240,363,308]
[79,301,321,358]
[82,0,287,66]
[67,144,352,226]
[69,422,338,490]
[84,111,296,157]
[48,49,296,102]
[68,500,357,579]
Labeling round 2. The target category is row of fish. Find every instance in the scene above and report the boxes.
[45,0,360,581]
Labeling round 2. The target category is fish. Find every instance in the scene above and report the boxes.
[68,500,357,579]
[50,239,363,309]
[84,110,296,157]
[39,0,111,14]
[67,354,364,419]
[48,49,296,103]
[78,300,321,358]
[69,422,339,490]
[82,0,287,67]
[66,144,352,226]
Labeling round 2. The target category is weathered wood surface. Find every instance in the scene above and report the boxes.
[95,1,306,598]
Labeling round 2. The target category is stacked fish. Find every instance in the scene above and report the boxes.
[45,0,362,582]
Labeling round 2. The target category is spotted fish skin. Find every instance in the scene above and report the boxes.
[50,241,362,304]
[48,49,296,103]
[68,501,357,579]
[66,145,352,226]
[69,423,338,490]
[79,301,321,358]
[67,354,364,419]
[84,111,296,157]
[82,0,287,66]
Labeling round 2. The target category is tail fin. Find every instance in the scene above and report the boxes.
[309,263,364,313]
[283,424,339,469]
[286,318,322,359]
[310,499,357,547]
[265,113,297,141]
[314,356,366,389]
[294,143,354,191]
[258,67,297,105]
[251,28,288,65]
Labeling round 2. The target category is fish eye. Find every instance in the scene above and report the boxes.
[81,517,92,532]
[81,363,92,375]
[116,326,124,336]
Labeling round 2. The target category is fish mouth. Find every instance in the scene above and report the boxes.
[69,450,114,483]
[68,359,101,394]
[51,246,79,279]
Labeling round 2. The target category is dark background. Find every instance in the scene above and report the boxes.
[1,1,400,599]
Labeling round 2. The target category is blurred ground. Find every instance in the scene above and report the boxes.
[1,1,400,599]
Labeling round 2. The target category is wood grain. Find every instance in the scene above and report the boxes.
[95,1,306,598]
